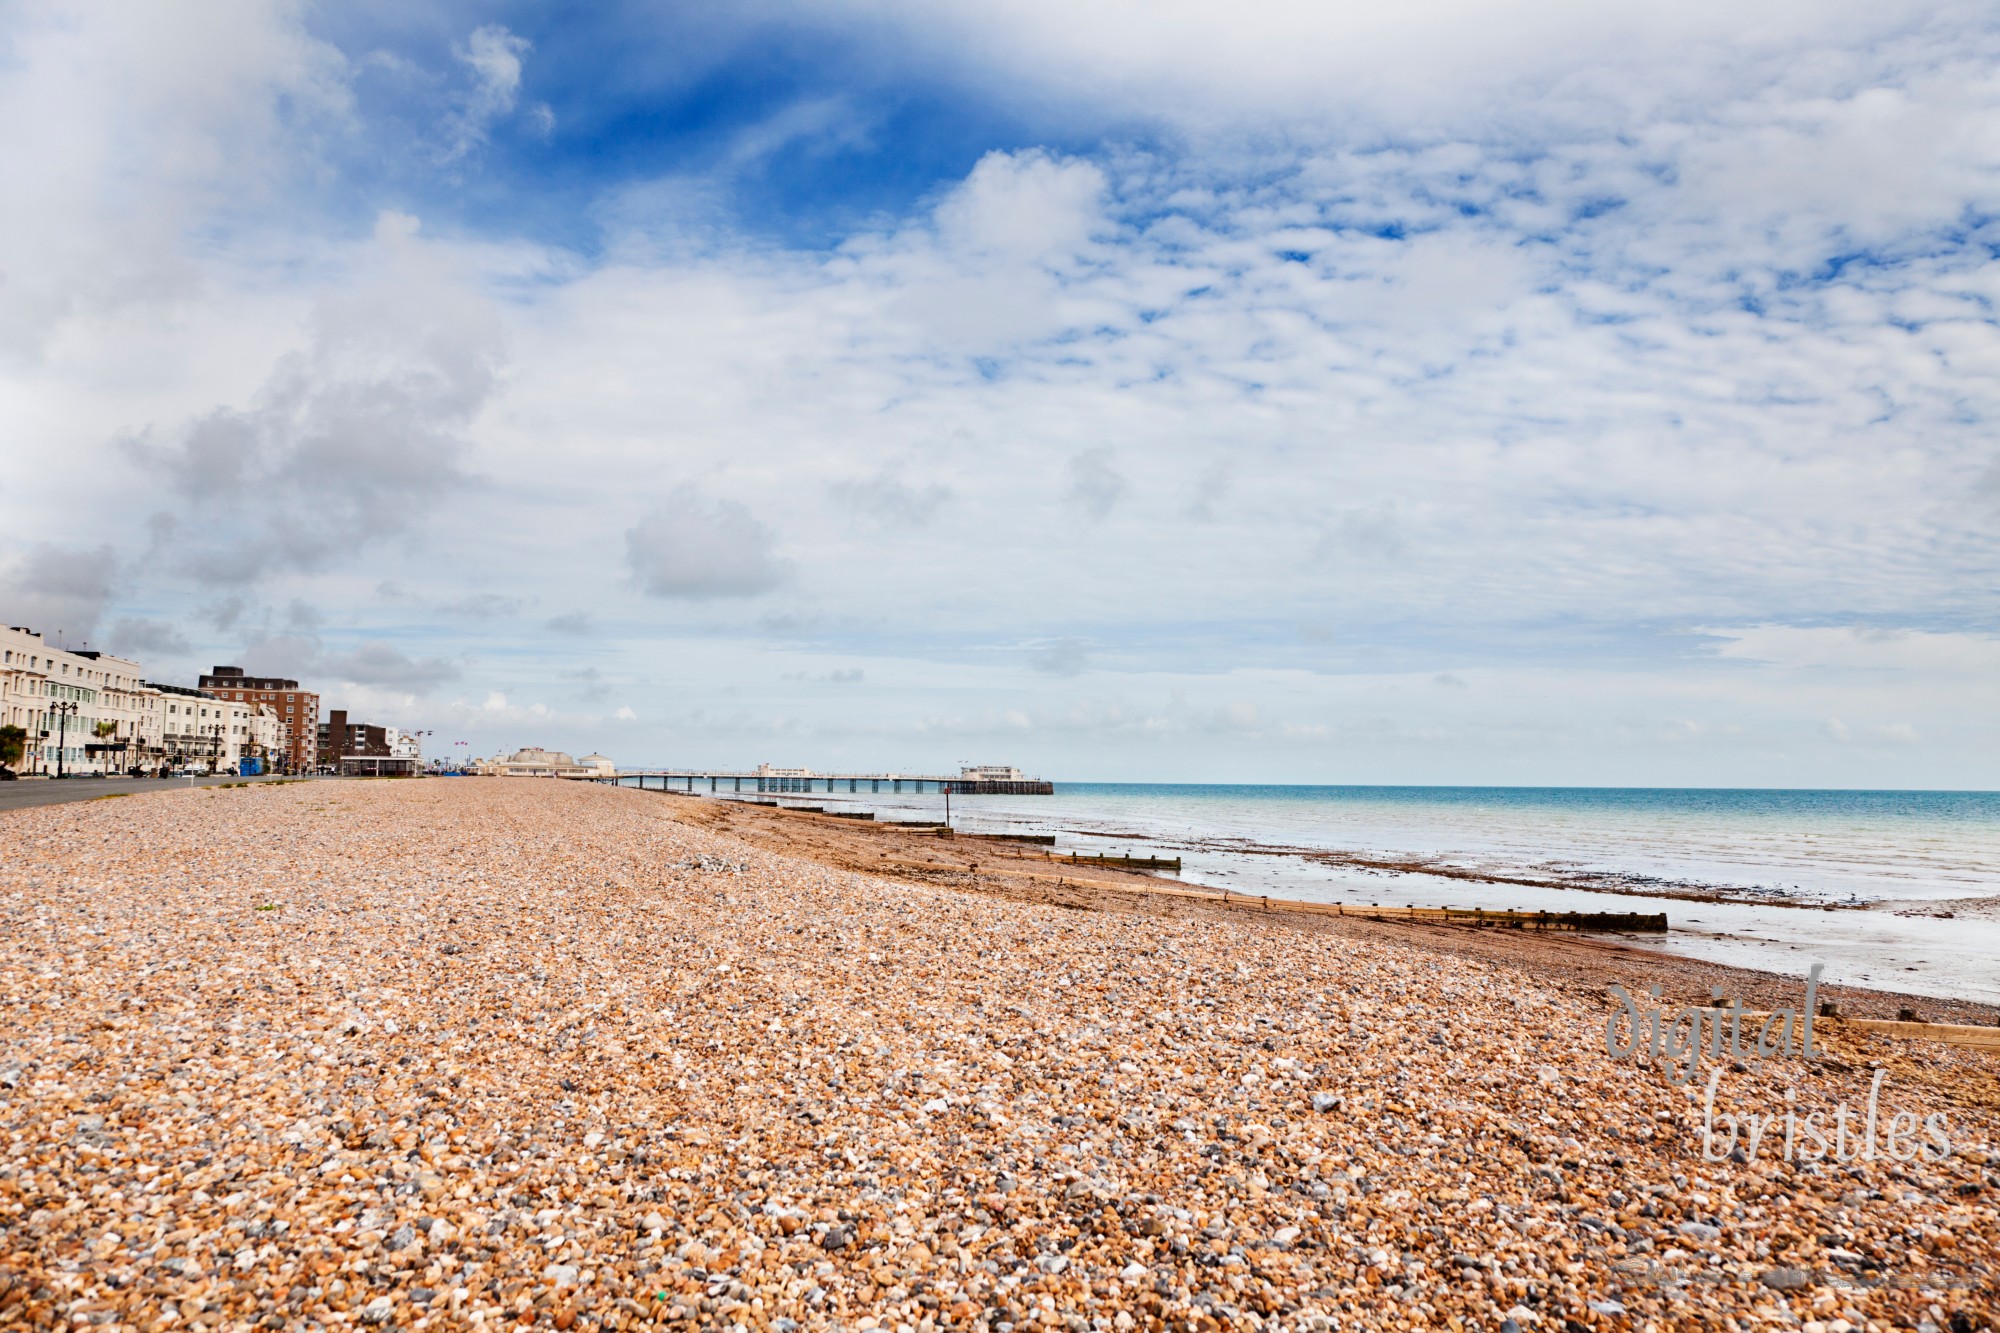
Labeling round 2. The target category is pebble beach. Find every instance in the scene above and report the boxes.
[2,779,1995,1332]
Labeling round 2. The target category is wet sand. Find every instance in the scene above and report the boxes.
[677,793,2000,1028]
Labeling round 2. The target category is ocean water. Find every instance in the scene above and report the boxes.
[634,780,2000,1005]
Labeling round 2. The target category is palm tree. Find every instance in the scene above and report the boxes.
[92,720,117,774]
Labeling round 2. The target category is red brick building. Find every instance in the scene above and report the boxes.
[197,666,320,773]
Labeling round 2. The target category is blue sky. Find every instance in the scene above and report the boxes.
[2,0,1998,784]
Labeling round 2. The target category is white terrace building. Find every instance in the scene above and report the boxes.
[1,627,161,775]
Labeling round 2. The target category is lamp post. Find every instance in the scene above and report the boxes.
[48,700,78,778]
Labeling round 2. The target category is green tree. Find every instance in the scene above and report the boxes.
[0,724,25,771]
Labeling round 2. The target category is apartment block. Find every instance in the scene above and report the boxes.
[198,666,320,773]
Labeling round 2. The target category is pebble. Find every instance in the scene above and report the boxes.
[0,778,1993,1332]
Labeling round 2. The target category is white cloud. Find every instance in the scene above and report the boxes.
[0,544,118,641]
[1706,626,2000,676]
[625,488,788,599]
[0,0,347,357]
[6,2,2000,782]
[125,211,503,582]
[444,25,529,161]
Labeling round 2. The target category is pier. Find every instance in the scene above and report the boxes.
[602,769,1054,795]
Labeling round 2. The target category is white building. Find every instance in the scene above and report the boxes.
[960,764,1026,781]
[247,703,283,770]
[152,684,267,774]
[474,746,604,778]
[0,627,162,775]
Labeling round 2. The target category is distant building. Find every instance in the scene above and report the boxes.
[199,666,320,773]
[756,763,815,778]
[473,747,604,778]
[317,709,418,776]
[143,683,273,773]
[949,763,1052,795]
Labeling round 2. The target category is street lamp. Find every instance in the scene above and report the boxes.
[47,700,79,779]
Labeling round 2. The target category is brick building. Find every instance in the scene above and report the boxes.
[197,666,319,773]
[316,709,417,776]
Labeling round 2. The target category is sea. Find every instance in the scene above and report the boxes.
[627,780,2000,1005]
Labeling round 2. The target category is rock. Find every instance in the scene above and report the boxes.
[0,778,1989,1333]
[357,1296,394,1324]
[1761,1267,1810,1290]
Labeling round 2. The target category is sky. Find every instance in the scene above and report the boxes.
[2,0,1998,786]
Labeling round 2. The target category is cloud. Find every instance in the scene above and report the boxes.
[199,597,251,632]
[568,666,611,702]
[0,2,347,357]
[781,668,866,683]
[829,466,952,526]
[1705,626,2000,676]
[7,2,2000,784]
[231,622,461,697]
[437,593,524,619]
[1065,449,1127,520]
[1183,461,1232,522]
[933,149,1107,263]
[129,212,500,584]
[1031,638,1089,676]
[105,617,191,658]
[321,641,463,694]
[237,632,323,680]
[443,25,530,161]
[625,488,787,599]
[0,544,118,641]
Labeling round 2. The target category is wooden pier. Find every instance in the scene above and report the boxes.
[603,771,1053,795]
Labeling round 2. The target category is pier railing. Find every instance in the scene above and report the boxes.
[602,771,1052,795]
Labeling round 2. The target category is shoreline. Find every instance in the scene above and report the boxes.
[673,791,2000,1027]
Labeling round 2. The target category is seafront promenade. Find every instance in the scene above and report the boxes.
[0,779,1993,1331]
[0,774,331,816]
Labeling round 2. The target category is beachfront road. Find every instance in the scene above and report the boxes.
[0,773,337,815]
[0,778,1992,1330]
